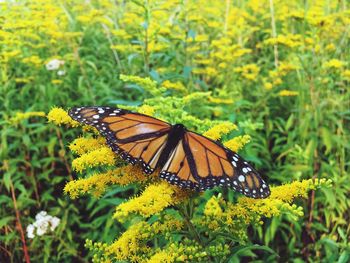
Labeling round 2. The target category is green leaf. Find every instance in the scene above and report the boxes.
[3,171,11,191]
[338,251,350,263]
[0,216,14,228]
[320,127,333,154]
[231,244,278,257]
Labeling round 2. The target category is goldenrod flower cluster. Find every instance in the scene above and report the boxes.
[114,181,189,221]
[47,107,80,127]
[10,111,46,124]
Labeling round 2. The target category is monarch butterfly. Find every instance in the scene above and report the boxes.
[68,106,270,199]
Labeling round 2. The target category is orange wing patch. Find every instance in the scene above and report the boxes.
[105,114,170,140]
[108,134,168,174]
[160,140,198,189]
[185,132,234,178]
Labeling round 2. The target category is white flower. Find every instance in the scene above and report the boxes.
[49,217,60,231]
[57,70,66,76]
[35,220,49,236]
[45,59,65,71]
[26,211,60,238]
[26,224,35,239]
[35,211,47,220]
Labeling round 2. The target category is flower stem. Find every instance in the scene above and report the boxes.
[269,0,279,69]
[10,180,31,263]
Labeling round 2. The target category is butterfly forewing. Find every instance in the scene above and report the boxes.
[69,106,172,174]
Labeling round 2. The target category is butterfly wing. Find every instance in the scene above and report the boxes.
[69,106,171,174]
[160,131,270,198]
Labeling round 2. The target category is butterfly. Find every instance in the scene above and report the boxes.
[68,106,270,199]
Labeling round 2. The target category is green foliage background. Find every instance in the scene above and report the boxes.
[0,0,349,262]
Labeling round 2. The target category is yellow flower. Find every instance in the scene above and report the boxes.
[64,165,149,199]
[234,64,260,81]
[278,62,299,73]
[72,147,116,173]
[264,82,273,90]
[323,59,346,69]
[273,78,283,85]
[279,89,299,96]
[64,171,118,199]
[204,196,223,217]
[106,221,149,261]
[194,59,211,65]
[51,79,63,84]
[111,29,132,39]
[232,48,252,58]
[137,105,155,116]
[263,34,302,48]
[146,251,175,263]
[22,55,42,67]
[161,80,187,93]
[208,96,234,104]
[1,50,21,60]
[114,181,189,221]
[205,67,218,77]
[224,135,251,152]
[47,107,80,127]
[10,111,46,124]
[69,137,106,156]
[203,122,237,141]
[325,43,336,51]
[341,69,350,80]
[201,179,331,231]
[105,217,183,261]
[14,77,33,83]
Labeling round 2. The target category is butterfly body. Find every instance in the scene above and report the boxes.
[69,106,270,199]
[156,123,186,169]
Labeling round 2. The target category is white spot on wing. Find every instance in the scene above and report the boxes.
[93,115,99,119]
[238,175,245,182]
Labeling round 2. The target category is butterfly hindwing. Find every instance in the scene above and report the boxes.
[69,106,172,174]
[160,131,270,198]
[159,139,200,190]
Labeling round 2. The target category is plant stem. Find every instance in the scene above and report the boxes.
[179,205,201,245]
[10,180,31,263]
[55,128,74,181]
[102,24,123,70]
[269,0,279,68]
[224,0,230,33]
